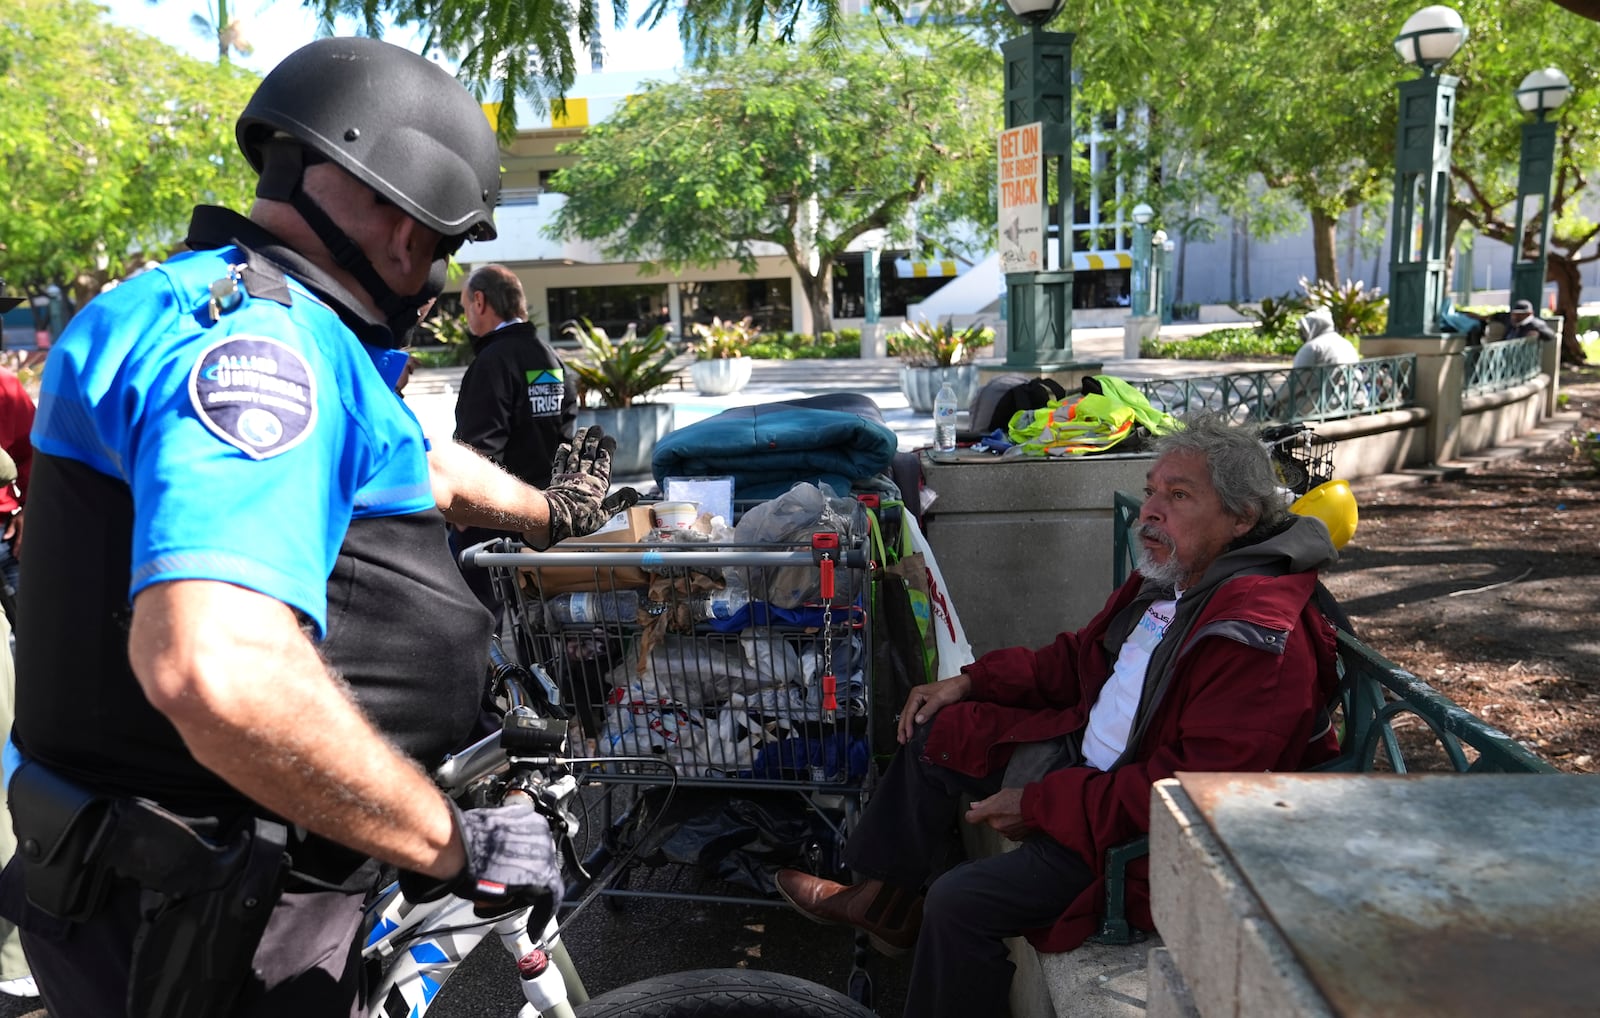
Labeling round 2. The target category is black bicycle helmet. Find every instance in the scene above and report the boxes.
[237,36,500,244]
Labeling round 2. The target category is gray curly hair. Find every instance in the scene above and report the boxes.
[1151,413,1287,531]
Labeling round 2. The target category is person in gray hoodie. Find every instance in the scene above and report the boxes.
[1292,306,1360,369]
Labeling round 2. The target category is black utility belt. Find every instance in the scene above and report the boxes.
[9,758,290,1018]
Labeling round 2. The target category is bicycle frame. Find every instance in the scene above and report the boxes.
[361,881,586,1018]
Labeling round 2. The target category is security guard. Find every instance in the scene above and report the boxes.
[0,38,617,1017]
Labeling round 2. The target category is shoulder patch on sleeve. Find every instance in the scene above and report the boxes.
[188,335,320,459]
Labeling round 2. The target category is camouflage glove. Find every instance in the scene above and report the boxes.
[542,425,616,544]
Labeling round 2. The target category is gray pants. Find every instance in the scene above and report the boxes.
[845,725,1094,1018]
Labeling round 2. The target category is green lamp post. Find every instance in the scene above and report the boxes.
[1000,0,1092,371]
[1509,66,1572,312]
[1129,203,1154,317]
[1384,4,1468,338]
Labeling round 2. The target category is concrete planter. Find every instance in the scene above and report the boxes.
[576,403,676,478]
[899,363,979,413]
[689,357,753,396]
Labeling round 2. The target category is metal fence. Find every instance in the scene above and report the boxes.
[1463,337,1542,396]
[1132,355,1417,425]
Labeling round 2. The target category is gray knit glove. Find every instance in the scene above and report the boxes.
[543,425,616,544]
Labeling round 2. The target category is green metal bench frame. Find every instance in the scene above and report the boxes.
[1090,492,1556,945]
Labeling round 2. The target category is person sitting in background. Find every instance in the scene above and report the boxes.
[775,414,1341,1018]
[1506,299,1557,342]
[1292,307,1360,369]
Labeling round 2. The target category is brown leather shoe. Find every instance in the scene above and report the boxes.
[774,869,922,956]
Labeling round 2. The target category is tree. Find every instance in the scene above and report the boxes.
[301,0,915,131]
[545,25,1000,334]
[0,0,260,307]
[1443,0,1600,357]
[145,0,259,63]
[948,0,1600,303]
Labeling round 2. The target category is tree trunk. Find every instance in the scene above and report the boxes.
[1228,218,1240,304]
[1547,253,1588,364]
[798,261,833,337]
[1310,209,1339,285]
[1240,213,1252,299]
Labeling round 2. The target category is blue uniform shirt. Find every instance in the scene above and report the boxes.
[16,206,489,807]
[33,246,433,637]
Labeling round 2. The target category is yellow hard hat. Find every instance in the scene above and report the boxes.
[1291,479,1359,549]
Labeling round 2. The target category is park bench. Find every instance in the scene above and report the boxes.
[997,493,1558,1018]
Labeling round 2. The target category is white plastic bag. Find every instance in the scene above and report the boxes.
[904,514,975,677]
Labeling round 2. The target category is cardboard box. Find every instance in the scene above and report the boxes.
[519,506,654,597]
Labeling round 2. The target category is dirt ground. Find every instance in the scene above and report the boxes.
[1319,362,1600,773]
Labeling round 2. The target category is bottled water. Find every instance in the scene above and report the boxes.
[546,590,640,625]
[689,586,750,622]
[933,382,958,452]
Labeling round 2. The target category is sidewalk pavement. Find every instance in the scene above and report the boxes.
[403,324,1273,467]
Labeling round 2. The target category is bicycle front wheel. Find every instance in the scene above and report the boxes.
[574,969,875,1018]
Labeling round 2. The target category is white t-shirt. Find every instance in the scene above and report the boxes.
[1081,597,1177,770]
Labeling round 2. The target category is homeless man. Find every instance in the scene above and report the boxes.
[776,413,1342,1018]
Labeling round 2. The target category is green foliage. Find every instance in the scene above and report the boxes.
[1299,276,1387,337]
[887,318,994,367]
[302,0,906,131]
[1229,292,1307,340]
[0,0,259,301]
[417,312,475,365]
[562,319,681,408]
[406,346,467,369]
[1573,429,1600,472]
[1140,327,1301,361]
[546,21,1000,335]
[745,330,859,359]
[687,316,759,360]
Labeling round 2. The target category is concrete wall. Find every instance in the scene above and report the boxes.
[918,453,1156,657]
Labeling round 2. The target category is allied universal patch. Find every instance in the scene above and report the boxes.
[188,336,319,459]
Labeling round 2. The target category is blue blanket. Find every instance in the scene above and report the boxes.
[651,394,899,500]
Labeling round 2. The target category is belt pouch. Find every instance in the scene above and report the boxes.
[7,759,116,921]
[126,815,289,1018]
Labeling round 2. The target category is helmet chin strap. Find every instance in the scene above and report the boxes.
[257,139,434,346]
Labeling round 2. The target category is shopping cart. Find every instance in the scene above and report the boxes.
[465,525,877,913]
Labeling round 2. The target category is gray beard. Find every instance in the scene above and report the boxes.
[1136,526,1189,588]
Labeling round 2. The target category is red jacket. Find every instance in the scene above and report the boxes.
[925,517,1341,951]
[0,368,34,517]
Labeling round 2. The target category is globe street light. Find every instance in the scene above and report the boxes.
[1129,203,1154,318]
[1384,5,1468,337]
[997,0,1098,373]
[1509,67,1572,311]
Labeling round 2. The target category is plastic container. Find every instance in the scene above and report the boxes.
[933,382,958,452]
[545,591,641,625]
[652,501,699,530]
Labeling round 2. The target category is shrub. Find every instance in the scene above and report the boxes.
[886,318,995,366]
[1299,276,1387,336]
[562,319,680,407]
[1229,291,1307,340]
[416,312,475,365]
[687,316,758,360]
[1141,327,1301,360]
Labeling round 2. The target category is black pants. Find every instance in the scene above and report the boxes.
[0,861,367,1018]
[846,727,1095,1018]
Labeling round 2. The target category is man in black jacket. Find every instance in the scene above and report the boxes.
[453,264,579,613]
[455,264,578,486]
